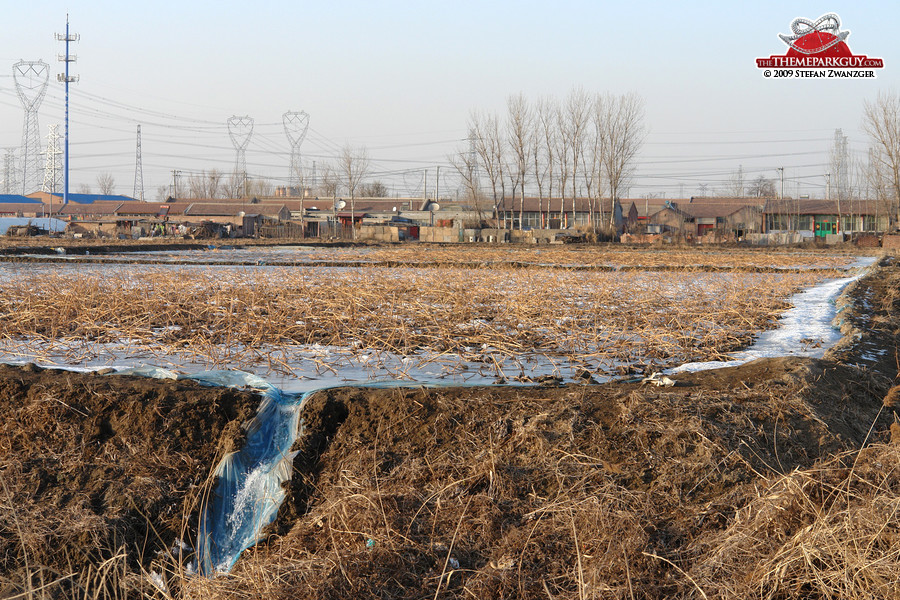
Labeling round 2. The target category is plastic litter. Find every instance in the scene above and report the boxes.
[188,371,310,575]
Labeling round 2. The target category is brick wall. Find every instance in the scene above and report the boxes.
[883,234,900,249]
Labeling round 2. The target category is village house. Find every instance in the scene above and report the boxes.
[627,197,766,239]
[763,197,891,237]
[495,196,624,231]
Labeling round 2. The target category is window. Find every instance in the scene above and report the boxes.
[863,215,876,231]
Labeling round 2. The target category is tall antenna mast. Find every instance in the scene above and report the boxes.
[283,111,309,193]
[227,116,253,197]
[133,125,144,201]
[56,14,79,205]
[13,60,49,194]
[41,124,63,193]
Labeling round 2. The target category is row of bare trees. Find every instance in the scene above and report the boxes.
[163,169,275,201]
[146,143,376,204]
[863,90,900,230]
[452,89,646,230]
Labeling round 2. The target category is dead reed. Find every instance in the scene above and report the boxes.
[216,245,857,270]
[0,265,834,377]
[688,443,900,599]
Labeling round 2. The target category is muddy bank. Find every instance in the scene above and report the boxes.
[0,367,260,596]
[0,256,898,599]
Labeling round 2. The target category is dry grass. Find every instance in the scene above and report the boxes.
[0,265,833,377]
[688,443,900,599]
[213,245,858,270]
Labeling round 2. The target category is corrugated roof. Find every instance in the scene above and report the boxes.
[0,203,47,214]
[0,194,42,204]
[48,193,136,205]
[763,198,885,215]
[116,202,169,216]
[59,203,121,216]
[680,202,759,219]
[183,202,287,217]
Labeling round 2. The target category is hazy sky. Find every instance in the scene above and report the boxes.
[1,1,897,200]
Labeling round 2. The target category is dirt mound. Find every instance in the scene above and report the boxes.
[1,256,898,599]
[0,366,260,597]
[192,354,884,599]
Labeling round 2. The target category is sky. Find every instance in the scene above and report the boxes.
[0,1,897,201]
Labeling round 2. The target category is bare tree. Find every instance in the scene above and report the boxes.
[830,129,851,230]
[535,97,556,228]
[555,105,572,226]
[96,173,115,195]
[78,183,92,195]
[188,169,223,199]
[866,146,894,229]
[723,166,745,197]
[449,135,486,223]
[245,177,274,198]
[584,95,606,230]
[317,164,340,199]
[747,175,776,198]
[360,181,389,197]
[507,93,532,229]
[338,144,370,239]
[863,90,900,229]
[565,88,591,226]
[469,110,506,220]
[598,92,645,228]
[221,173,244,199]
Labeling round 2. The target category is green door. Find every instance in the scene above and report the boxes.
[814,216,836,237]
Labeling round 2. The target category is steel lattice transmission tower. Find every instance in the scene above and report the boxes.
[468,128,480,193]
[13,60,50,194]
[283,111,309,192]
[833,128,850,202]
[133,125,144,201]
[41,124,63,193]
[2,149,17,194]
[227,116,253,197]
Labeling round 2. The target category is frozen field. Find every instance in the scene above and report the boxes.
[0,247,874,391]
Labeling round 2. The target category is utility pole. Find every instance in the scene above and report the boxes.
[435,166,440,205]
[172,169,181,200]
[56,15,79,206]
[776,166,785,228]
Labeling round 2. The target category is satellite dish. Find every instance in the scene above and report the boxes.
[335,199,346,210]
[429,203,440,211]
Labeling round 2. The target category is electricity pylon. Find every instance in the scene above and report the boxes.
[13,60,50,194]
[228,116,253,197]
[283,111,309,191]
